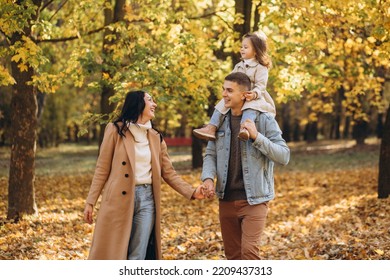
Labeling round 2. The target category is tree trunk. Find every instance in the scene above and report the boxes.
[293,120,300,141]
[378,106,390,198]
[191,133,204,168]
[304,121,318,143]
[99,85,116,145]
[253,3,261,29]
[36,90,46,121]
[377,113,384,139]
[343,116,350,139]
[333,86,344,139]
[330,116,341,139]
[7,0,42,221]
[281,103,291,142]
[352,120,368,146]
[233,0,252,65]
[375,67,386,140]
[8,43,38,221]
[176,111,187,137]
[191,86,218,169]
[99,0,126,146]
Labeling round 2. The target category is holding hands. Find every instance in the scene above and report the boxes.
[192,185,206,199]
[192,179,215,200]
[201,179,215,199]
[192,177,217,200]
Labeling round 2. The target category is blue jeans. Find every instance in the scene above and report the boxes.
[127,184,155,260]
[210,109,257,128]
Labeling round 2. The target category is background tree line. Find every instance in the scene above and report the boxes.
[0,0,389,221]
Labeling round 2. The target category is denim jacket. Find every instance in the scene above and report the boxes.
[201,112,290,205]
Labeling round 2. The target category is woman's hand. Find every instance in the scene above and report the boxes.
[192,185,206,200]
[83,203,94,224]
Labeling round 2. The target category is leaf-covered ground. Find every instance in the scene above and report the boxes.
[0,140,389,260]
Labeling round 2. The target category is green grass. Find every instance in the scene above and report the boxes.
[0,144,99,177]
[278,138,380,173]
[278,146,379,173]
[0,144,196,177]
[0,138,381,177]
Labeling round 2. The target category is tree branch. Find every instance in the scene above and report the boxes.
[0,30,11,46]
[213,13,235,31]
[35,26,105,43]
[40,0,56,11]
[48,0,70,22]
[187,7,230,20]
[185,7,235,31]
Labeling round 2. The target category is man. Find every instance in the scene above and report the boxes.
[201,72,290,260]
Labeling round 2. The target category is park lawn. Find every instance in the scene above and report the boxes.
[0,139,389,260]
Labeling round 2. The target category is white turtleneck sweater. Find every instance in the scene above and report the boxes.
[243,58,257,65]
[128,121,152,185]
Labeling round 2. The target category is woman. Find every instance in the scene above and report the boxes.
[83,90,204,260]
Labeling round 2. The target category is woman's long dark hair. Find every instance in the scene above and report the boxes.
[113,90,146,137]
[113,90,162,140]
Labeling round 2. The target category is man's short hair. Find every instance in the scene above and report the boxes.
[224,72,251,91]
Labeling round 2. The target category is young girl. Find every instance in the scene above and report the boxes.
[193,31,276,141]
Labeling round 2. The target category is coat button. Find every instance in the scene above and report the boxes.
[122,191,127,195]
[125,174,129,178]
[122,161,126,165]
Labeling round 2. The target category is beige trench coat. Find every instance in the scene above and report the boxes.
[215,60,276,116]
[85,123,195,260]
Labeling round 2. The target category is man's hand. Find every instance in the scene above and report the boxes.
[241,119,259,140]
[202,179,215,199]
